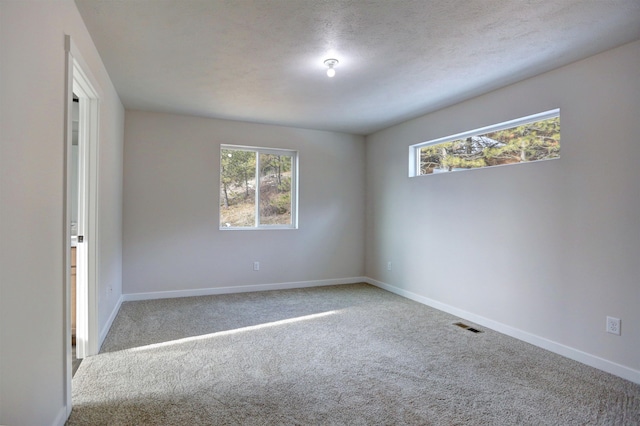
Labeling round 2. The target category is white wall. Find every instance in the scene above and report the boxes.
[123,111,365,296]
[365,40,640,382]
[0,1,124,424]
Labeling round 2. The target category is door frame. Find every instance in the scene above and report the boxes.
[63,34,101,415]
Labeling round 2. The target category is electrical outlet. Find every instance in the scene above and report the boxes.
[606,316,621,335]
[253,261,260,271]
[386,261,392,271]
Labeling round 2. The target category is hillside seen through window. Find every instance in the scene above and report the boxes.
[412,110,560,176]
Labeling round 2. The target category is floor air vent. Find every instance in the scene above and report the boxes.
[454,322,483,333]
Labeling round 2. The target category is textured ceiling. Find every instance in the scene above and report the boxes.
[75,0,640,135]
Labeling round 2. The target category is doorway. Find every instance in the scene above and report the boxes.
[64,35,100,415]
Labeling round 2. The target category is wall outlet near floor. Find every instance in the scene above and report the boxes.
[253,261,260,271]
[606,316,621,335]
[387,261,392,271]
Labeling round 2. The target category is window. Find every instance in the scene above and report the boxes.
[220,145,298,229]
[409,109,560,176]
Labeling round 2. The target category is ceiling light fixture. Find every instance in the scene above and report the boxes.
[324,58,339,77]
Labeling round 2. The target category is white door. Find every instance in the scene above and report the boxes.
[71,58,100,359]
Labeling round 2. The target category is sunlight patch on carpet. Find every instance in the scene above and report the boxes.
[128,310,340,352]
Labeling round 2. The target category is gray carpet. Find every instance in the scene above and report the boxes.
[68,283,640,425]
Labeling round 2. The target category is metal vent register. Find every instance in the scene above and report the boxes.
[454,322,483,333]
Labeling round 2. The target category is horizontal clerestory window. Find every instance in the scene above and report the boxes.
[220,145,298,230]
[409,109,560,177]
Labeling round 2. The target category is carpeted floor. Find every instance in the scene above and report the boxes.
[67,283,640,425]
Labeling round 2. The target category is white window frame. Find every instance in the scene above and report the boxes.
[409,109,560,177]
[220,144,299,230]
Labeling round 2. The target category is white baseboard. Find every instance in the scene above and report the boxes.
[122,277,368,302]
[99,294,123,348]
[365,277,640,385]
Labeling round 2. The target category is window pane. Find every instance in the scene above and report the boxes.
[259,153,292,226]
[220,149,256,227]
[220,145,297,230]
[418,115,560,175]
